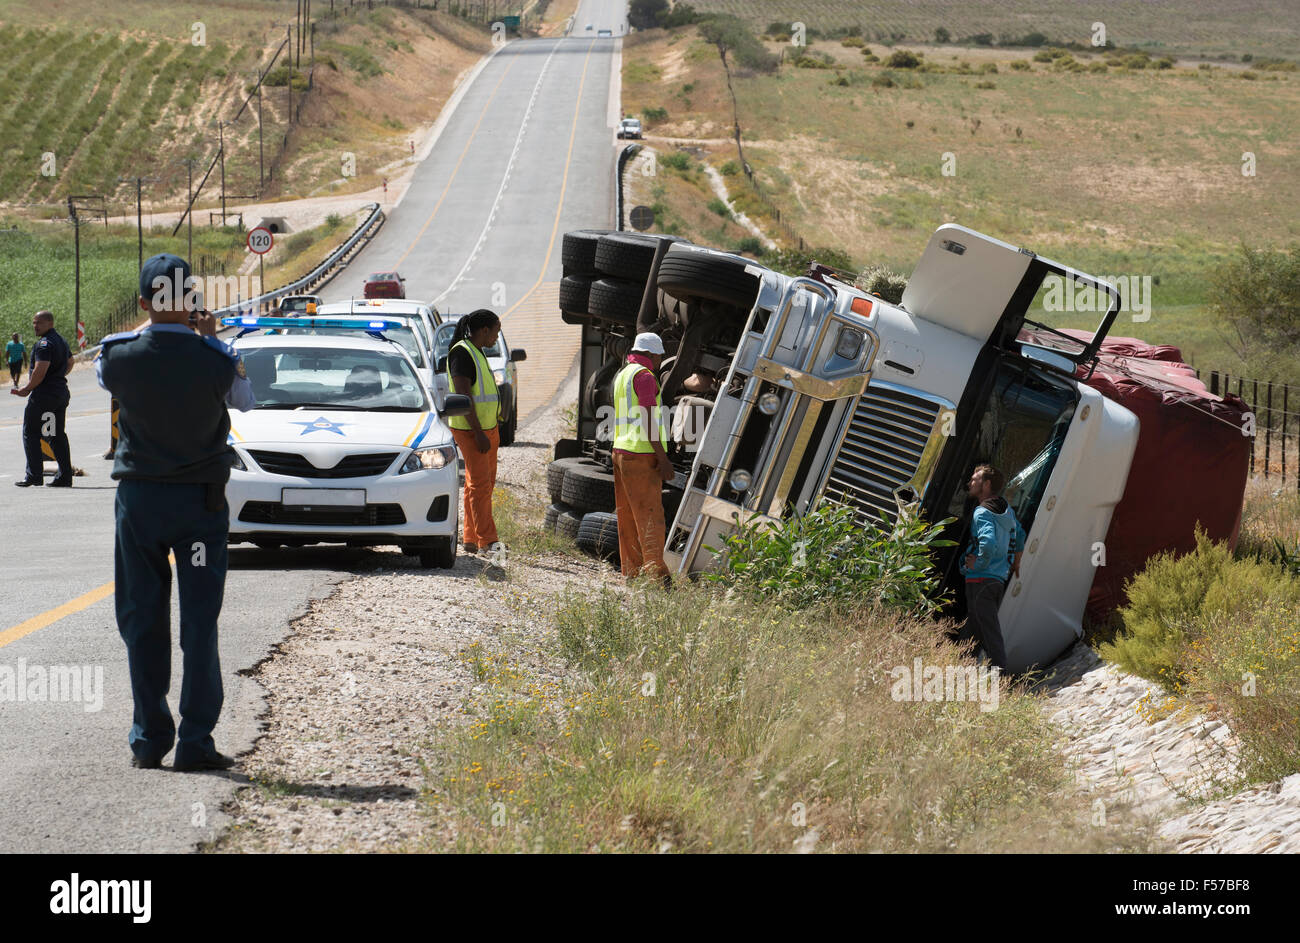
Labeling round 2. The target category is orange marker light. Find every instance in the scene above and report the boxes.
[851,297,874,317]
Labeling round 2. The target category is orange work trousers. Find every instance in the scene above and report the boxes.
[613,450,667,580]
[452,425,499,546]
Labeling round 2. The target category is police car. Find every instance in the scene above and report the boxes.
[316,300,441,388]
[433,316,527,445]
[221,316,470,568]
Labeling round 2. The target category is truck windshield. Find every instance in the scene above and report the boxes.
[944,361,1077,536]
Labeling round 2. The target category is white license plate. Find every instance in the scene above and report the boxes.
[281,488,366,507]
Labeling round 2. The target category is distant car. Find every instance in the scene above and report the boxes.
[276,294,323,316]
[363,272,405,299]
[617,117,642,140]
[598,28,612,37]
[585,23,593,31]
[433,316,527,446]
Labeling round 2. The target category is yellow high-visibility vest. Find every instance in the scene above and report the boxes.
[447,338,499,431]
[612,361,666,453]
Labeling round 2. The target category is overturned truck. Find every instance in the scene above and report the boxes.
[549,224,1209,672]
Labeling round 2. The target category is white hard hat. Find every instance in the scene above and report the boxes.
[631,332,664,355]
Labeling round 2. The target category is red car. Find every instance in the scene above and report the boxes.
[363,271,405,299]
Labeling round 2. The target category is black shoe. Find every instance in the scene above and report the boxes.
[173,752,236,772]
[131,754,162,770]
[13,478,41,487]
[48,477,73,488]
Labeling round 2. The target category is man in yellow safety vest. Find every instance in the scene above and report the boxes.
[446,309,502,554]
[611,332,674,582]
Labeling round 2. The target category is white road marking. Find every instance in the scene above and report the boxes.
[433,39,564,308]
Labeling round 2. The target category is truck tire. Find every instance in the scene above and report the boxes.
[561,460,617,513]
[588,277,646,325]
[576,511,620,561]
[547,456,595,502]
[544,501,572,532]
[595,232,684,281]
[562,229,611,276]
[556,506,583,540]
[657,244,761,310]
[560,273,596,317]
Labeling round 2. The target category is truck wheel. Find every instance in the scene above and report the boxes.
[588,277,646,325]
[657,244,761,310]
[562,460,617,513]
[547,456,594,502]
[562,229,611,276]
[560,273,595,318]
[556,506,583,540]
[595,232,684,281]
[576,511,620,561]
[544,502,572,532]
[415,536,456,569]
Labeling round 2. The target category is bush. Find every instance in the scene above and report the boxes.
[1009,59,1031,71]
[862,51,879,63]
[855,264,908,303]
[1208,243,1300,367]
[706,197,731,217]
[325,213,343,229]
[841,36,865,48]
[733,236,764,256]
[871,72,895,88]
[641,105,669,123]
[1088,61,1109,73]
[1154,56,1175,69]
[766,246,857,275]
[974,80,996,89]
[1099,532,1300,691]
[979,62,998,73]
[885,49,921,68]
[704,502,955,614]
[660,151,692,171]
[718,159,740,176]
[934,27,951,43]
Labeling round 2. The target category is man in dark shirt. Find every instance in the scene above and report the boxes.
[10,310,73,486]
[97,253,254,772]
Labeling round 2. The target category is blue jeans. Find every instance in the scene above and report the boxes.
[114,479,229,764]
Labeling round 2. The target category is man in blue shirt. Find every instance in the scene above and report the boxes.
[10,311,74,486]
[959,463,1025,670]
[97,253,254,772]
[6,332,25,387]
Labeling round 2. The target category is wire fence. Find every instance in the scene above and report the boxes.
[1201,369,1300,487]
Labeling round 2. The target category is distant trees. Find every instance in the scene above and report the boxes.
[1212,244,1300,371]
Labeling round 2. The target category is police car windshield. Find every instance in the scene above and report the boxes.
[281,323,425,367]
[241,346,428,411]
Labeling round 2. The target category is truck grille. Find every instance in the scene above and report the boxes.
[248,450,399,478]
[822,384,942,524]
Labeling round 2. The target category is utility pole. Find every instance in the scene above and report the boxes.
[68,197,80,337]
[180,158,198,261]
[257,68,265,190]
[218,120,227,226]
[287,26,294,123]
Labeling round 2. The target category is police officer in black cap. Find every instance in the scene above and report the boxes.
[10,309,74,486]
[96,253,255,772]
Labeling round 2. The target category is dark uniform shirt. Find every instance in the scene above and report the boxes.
[31,329,71,397]
[96,325,254,484]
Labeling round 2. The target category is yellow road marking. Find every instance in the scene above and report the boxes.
[391,53,519,273]
[0,581,114,649]
[500,40,597,323]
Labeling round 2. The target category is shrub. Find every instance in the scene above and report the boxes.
[830,74,850,86]
[1154,56,1175,69]
[325,213,343,229]
[885,49,921,68]
[1099,532,1300,691]
[660,151,692,171]
[934,27,951,43]
[979,62,998,73]
[1208,243,1300,366]
[862,51,879,63]
[718,159,740,176]
[855,264,908,303]
[704,502,955,613]
[1009,59,1031,71]
[871,72,895,88]
[841,36,865,48]
[1239,70,1258,80]
[1088,61,1108,73]
[974,80,996,89]
[707,197,731,217]
[733,236,764,256]
[641,105,669,123]
[766,246,857,275]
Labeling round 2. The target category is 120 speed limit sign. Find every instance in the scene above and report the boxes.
[247,226,274,255]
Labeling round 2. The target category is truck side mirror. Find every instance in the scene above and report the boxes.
[442,393,472,417]
[510,349,527,363]
[437,355,448,372]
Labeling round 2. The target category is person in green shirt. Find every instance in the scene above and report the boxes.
[6,332,25,387]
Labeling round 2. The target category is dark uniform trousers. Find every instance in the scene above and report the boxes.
[22,389,72,481]
[114,479,228,764]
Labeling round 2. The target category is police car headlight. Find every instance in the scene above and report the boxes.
[229,449,247,472]
[400,445,458,473]
[493,369,507,384]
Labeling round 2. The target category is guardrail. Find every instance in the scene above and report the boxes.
[616,143,641,231]
[79,201,386,359]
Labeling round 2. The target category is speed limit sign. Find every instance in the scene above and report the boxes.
[247,226,274,255]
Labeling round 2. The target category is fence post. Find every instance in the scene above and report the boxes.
[1265,381,1273,479]
[1251,379,1258,476]
[1209,370,1219,395]
[1282,383,1288,485]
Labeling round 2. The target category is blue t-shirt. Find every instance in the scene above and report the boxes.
[5,340,23,365]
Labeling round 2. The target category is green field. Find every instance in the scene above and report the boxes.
[624,29,1300,377]
[686,0,1300,60]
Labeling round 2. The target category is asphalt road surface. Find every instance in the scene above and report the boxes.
[0,0,624,853]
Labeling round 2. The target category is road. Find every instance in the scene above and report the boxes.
[0,0,626,853]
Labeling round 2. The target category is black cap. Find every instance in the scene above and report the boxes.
[139,253,193,309]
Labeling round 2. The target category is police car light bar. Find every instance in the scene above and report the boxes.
[220,316,404,331]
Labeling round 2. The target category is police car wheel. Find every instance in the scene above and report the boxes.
[562,229,613,277]
[577,511,619,561]
[499,408,518,446]
[561,460,617,513]
[415,536,456,569]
